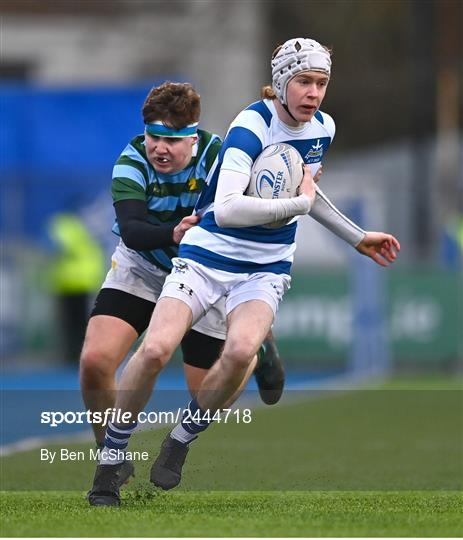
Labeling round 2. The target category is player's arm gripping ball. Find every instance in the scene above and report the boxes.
[296,165,317,204]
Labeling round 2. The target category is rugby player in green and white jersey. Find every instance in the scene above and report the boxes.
[81,82,284,495]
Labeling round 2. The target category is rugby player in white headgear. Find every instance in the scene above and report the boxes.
[87,37,401,507]
[270,37,332,124]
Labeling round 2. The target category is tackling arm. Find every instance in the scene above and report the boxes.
[115,200,196,250]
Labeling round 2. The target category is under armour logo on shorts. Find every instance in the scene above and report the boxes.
[178,283,194,296]
[173,260,189,274]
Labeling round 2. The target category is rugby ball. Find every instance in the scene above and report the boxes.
[245,143,304,228]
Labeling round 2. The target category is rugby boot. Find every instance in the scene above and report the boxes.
[150,433,190,490]
[254,336,285,405]
[94,444,134,488]
[87,463,123,506]
[117,459,135,487]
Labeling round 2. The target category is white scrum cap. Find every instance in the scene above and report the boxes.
[271,38,331,104]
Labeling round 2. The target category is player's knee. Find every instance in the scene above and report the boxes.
[140,340,173,373]
[222,341,255,371]
[80,347,117,380]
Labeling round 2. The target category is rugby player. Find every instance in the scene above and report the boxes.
[83,82,284,500]
[89,39,400,506]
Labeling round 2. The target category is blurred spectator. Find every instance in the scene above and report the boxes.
[47,212,104,363]
[441,215,463,269]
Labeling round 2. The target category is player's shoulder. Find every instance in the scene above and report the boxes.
[127,134,146,152]
[244,100,274,127]
[196,129,222,172]
[313,110,335,138]
[117,134,147,163]
[226,100,274,151]
[113,135,149,183]
[231,100,273,131]
[197,129,221,150]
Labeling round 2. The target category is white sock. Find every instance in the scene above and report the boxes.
[170,424,198,444]
[99,445,124,465]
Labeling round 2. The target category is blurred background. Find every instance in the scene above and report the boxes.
[1,0,462,388]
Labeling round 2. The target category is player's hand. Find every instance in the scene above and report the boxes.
[297,165,316,203]
[314,164,323,184]
[355,232,401,267]
[173,215,200,244]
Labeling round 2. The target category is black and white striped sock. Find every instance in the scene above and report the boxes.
[100,421,138,465]
[170,398,213,444]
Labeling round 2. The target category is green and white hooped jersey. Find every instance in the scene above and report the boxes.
[111,129,221,272]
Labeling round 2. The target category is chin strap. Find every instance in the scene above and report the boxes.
[282,102,298,123]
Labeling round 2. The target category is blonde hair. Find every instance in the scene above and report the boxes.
[261,85,277,100]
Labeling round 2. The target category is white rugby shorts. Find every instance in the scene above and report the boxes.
[159,257,291,326]
[100,241,227,339]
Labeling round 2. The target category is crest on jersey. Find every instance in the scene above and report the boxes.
[173,260,189,274]
[187,178,198,191]
[295,137,330,164]
[304,139,324,161]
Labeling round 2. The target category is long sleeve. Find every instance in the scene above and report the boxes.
[309,185,366,246]
[213,169,313,228]
[114,199,176,250]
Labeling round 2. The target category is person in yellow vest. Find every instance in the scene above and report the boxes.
[456,216,463,262]
[48,212,104,363]
[441,214,463,268]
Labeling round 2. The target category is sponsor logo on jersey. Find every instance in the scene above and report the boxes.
[285,137,330,165]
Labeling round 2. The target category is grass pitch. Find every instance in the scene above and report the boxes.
[1,490,462,537]
[1,377,462,537]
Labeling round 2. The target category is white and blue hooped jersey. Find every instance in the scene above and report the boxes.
[179,99,336,275]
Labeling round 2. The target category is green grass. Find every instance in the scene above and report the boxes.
[1,378,462,536]
[1,490,462,537]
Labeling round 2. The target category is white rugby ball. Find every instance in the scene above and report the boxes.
[245,143,304,228]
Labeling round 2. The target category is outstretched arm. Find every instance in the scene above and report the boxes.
[308,185,366,247]
[355,232,401,267]
[309,169,400,266]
